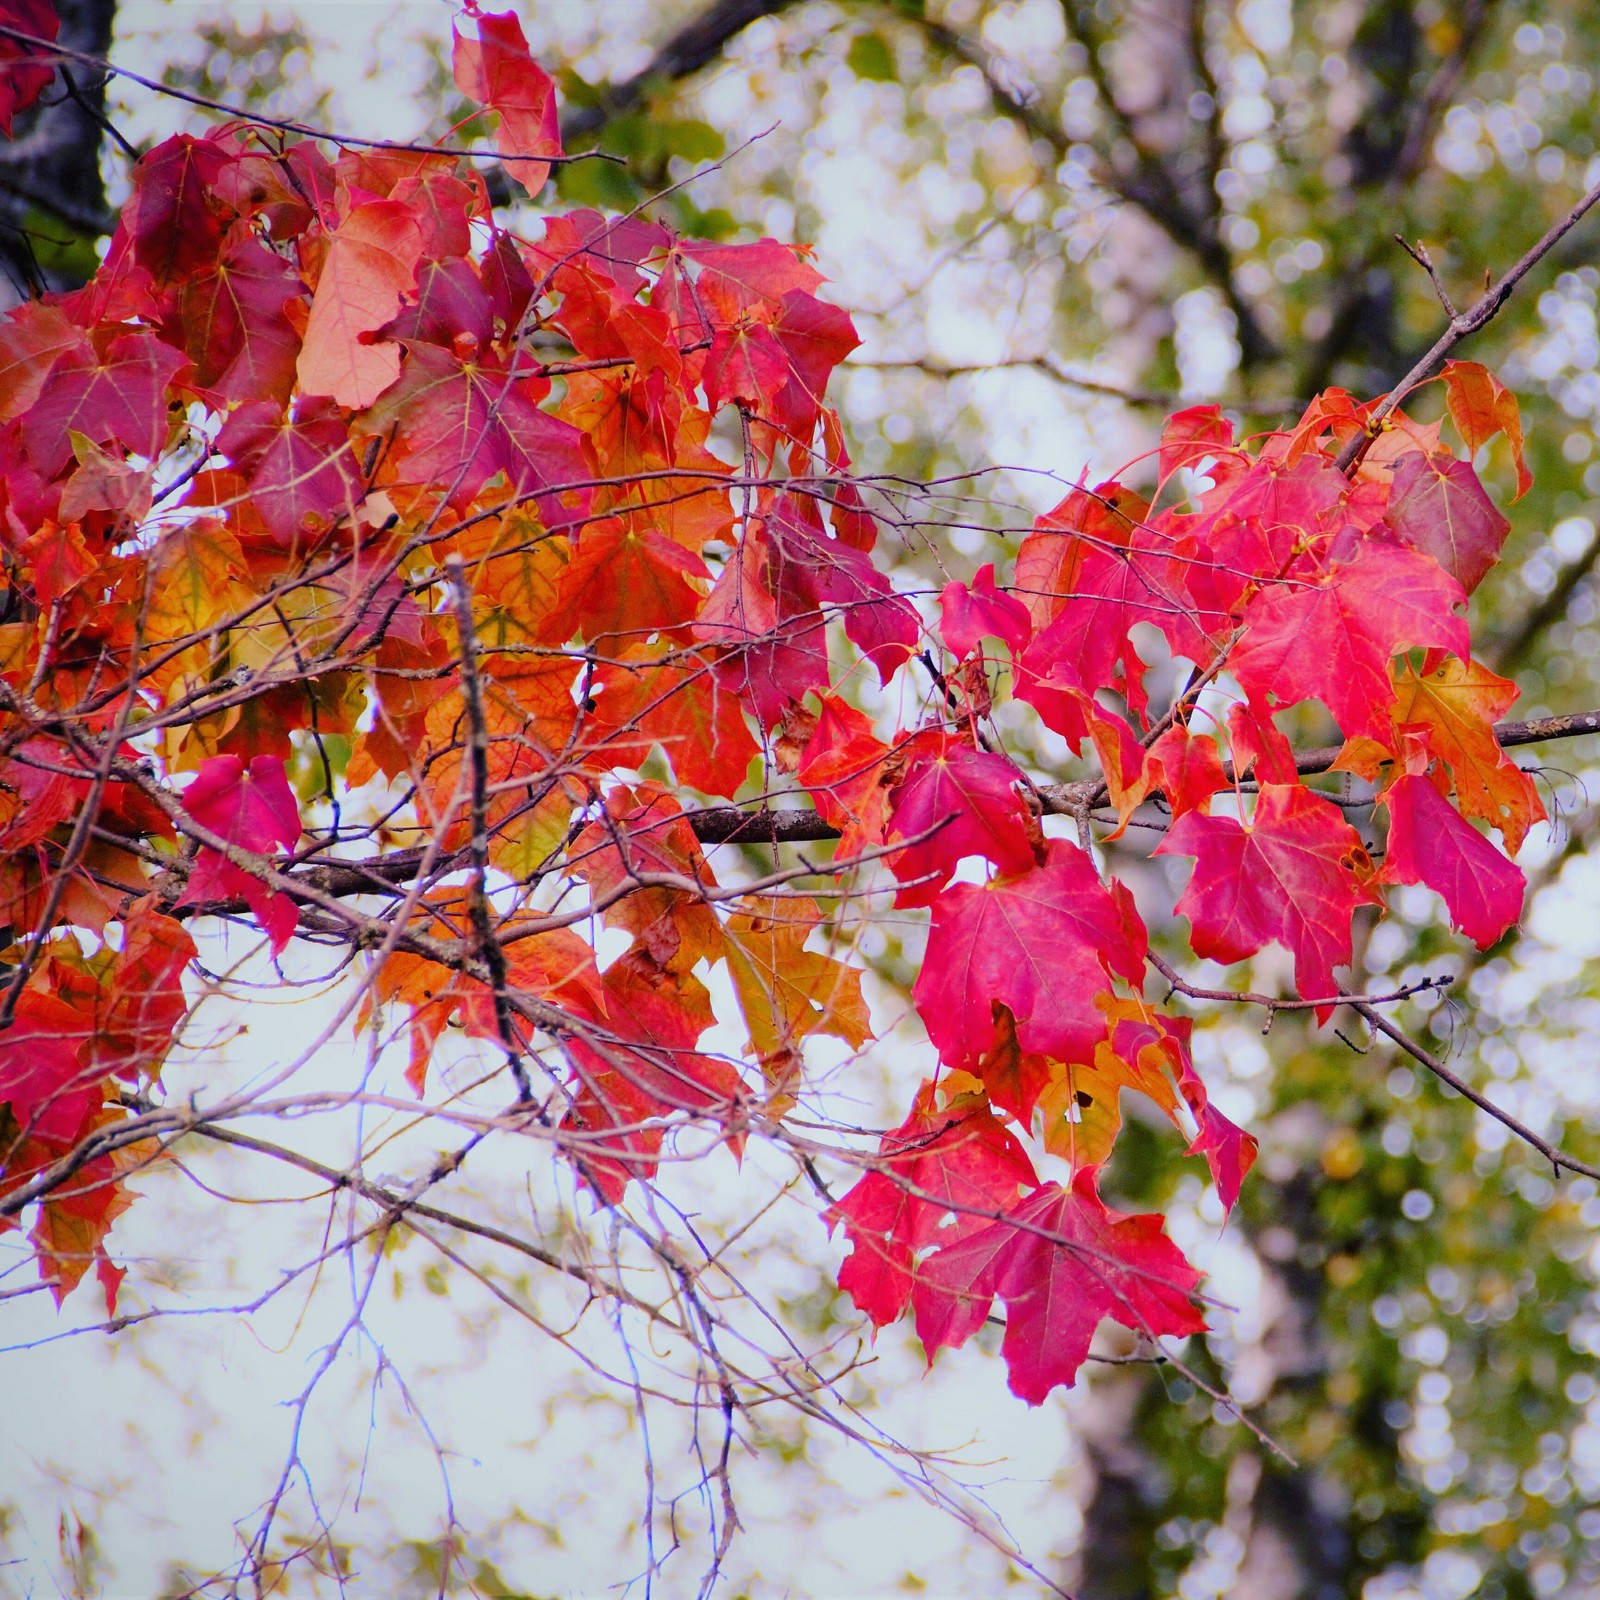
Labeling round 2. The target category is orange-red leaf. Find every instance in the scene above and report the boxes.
[296,200,421,407]
[1442,358,1532,501]
[1389,656,1546,853]
[452,6,562,195]
[829,1084,1036,1327]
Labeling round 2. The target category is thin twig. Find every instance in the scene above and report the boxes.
[1393,234,1459,319]
[1341,991,1600,1183]
[444,555,530,1100]
[1337,171,1600,473]
[0,23,619,167]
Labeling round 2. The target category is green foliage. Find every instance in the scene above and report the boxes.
[847,31,897,82]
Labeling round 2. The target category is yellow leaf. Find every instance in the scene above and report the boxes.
[723,894,872,1063]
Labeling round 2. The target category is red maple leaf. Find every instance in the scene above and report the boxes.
[1282,388,1370,463]
[1185,1096,1258,1214]
[811,535,919,684]
[828,1084,1036,1327]
[588,648,759,799]
[568,784,724,973]
[217,397,363,547]
[1173,1061,1258,1214]
[1382,452,1511,597]
[1181,454,1348,622]
[1388,655,1546,853]
[694,505,832,726]
[796,695,897,858]
[1381,771,1525,949]
[939,562,1033,661]
[885,734,1037,907]
[1103,1007,1258,1212]
[0,0,58,134]
[1158,403,1237,482]
[687,239,824,312]
[686,241,858,436]
[762,289,861,432]
[1145,725,1227,818]
[913,839,1146,1070]
[181,753,301,854]
[0,301,90,427]
[453,4,563,196]
[912,1168,1206,1403]
[363,341,590,520]
[544,520,709,647]
[1017,514,1202,723]
[174,232,306,407]
[382,255,493,349]
[128,134,235,286]
[737,493,917,687]
[970,1004,1054,1124]
[175,755,303,955]
[1226,700,1300,785]
[1157,781,1379,1008]
[20,329,189,478]
[93,901,197,1080]
[1230,540,1469,743]
[0,989,95,1141]
[561,950,746,1203]
[530,212,671,348]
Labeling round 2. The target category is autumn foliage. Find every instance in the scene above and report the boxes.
[0,3,1544,1404]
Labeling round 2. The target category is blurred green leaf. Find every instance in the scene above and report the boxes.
[20,209,101,283]
[555,153,642,211]
[663,118,725,164]
[847,31,897,82]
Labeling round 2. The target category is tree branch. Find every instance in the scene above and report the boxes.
[1487,521,1600,678]
[444,555,533,1100]
[1254,708,1600,784]
[224,704,1600,908]
[192,1124,691,1333]
[0,20,617,169]
[1147,959,1600,1186]
[1295,0,1495,400]
[1336,166,1600,471]
[1342,991,1600,1183]
[560,0,801,144]
[914,12,1276,368]
[0,0,119,293]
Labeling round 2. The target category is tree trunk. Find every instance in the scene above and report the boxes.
[0,0,119,304]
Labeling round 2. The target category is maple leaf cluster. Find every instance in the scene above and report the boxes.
[0,4,1540,1403]
[825,374,1538,1395]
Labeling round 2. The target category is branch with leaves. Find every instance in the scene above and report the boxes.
[1,3,1597,1592]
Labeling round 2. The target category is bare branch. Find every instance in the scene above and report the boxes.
[1342,990,1600,1184]
[172,704,1600,900]
[444,553,533,1101]
[560,0,801,144]
[1337,168,1600,472]
[0,20,620,168]
[1394,234,1459,320]
[912,6,1275,367]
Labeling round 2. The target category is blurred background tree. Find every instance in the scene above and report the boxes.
[5,2,1600,1595]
